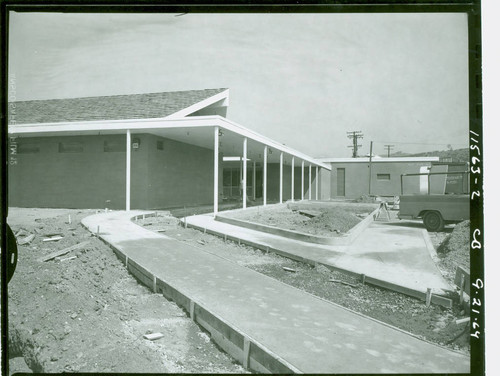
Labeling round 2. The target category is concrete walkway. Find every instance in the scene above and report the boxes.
[186,213,452,296]
[82,211,469,374]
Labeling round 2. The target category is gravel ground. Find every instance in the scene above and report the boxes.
[7,208,247,374]
[137,214,471,354]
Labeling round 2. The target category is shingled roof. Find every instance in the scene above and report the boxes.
[9,88,228,125]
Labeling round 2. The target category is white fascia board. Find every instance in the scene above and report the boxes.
[165,89,230,119]
[318,157,440,163]
[216,117,331,170]
[8,113,330,170]
[8,116,219,135]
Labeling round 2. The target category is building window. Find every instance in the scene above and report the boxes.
[104,140,125,152]
[59,142,83,153]
[18,143,40,154]
[377,173,390,181]
[157,141,164,150]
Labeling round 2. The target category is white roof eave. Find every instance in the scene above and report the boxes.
[8,115,330,170]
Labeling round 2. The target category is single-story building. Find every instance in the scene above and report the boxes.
[8,88,330,213]
[317,157,468,199]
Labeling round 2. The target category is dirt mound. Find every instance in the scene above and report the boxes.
[308,209,361,234]
[437,220,470,270]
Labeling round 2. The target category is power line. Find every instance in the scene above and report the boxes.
[384,144,395,157]
[372,140,468,147]
[347,131,363,158]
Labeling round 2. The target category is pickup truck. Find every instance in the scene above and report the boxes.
[398,171,469,232]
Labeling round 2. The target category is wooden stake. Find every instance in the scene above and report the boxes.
[426,288,432,307]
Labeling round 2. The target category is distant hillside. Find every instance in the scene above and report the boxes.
[392,148,468,162]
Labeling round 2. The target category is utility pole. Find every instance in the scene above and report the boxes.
[347,131,363,158]
[384,144,394,158]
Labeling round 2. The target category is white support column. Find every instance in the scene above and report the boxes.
[279,152,283,204]
[252,160,256,200]
[243,138,247,209]
[301,161,304,201]
[213,126,219,216]
[309,164,312,200]
[316,166,319,200]
[263,145,268,206]
[291,156,295,202]
[126,129,131,211]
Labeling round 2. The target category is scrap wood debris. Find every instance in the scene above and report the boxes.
[38,240,91,262]
[329,278,359,288]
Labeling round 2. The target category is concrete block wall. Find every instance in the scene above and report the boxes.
[8,133,221,210]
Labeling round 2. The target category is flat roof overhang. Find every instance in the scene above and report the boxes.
[9,115,330,170]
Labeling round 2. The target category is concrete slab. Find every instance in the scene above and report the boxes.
[81,211,469,374]
[186,214,452,296]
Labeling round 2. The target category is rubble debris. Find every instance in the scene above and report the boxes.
[329,279,358,288]
[38,241,91,262]
[18,234,35,245]
[143,332,164,341]
[43,236,64,242]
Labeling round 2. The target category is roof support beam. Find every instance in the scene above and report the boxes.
[291,157,295,202]
[279,152,283,204]
[309,164,312,200]
[243,137,247,209]
[316,166,319,200]
[263,145,268,206]
[214,126,219,216]
[301,161,305,201]
[252,160,256,201]
[126,129,131,211]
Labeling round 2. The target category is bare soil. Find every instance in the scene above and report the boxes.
[223,204,377,237]
[429,221,470,286]
[136,214,471,354]
[7,208,247,374]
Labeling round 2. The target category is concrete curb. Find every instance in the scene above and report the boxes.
[421,229,439,260]
[216,203,381,246]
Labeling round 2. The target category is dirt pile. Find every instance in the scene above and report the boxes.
[7,209,246,374]
[437,220,470,271]
[308,208,361,234]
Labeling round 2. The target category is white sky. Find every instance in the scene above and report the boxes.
[8,12,469,158]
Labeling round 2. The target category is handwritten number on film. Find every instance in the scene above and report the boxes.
[469,130,482,340]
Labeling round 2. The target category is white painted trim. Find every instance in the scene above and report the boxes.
[263,146,268,206]
[301,161,304,201]
[243,138,247,209]
[315,166,319,200]
[214,126,219,216]
[309,164,312,200]
[279,152,283,204]
[291,157,295,202]
[166,89,230,119]
[9,114,330,170]
[318,157,439,163]
[126,129,131,211]
[252,161,256,200]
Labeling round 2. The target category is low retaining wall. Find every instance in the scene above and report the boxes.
[216,202,381,246]
[82,212,300,374]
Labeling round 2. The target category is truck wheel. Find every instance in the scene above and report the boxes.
[423,211,444,232]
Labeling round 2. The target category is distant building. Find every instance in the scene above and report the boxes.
[316,156,463,199]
